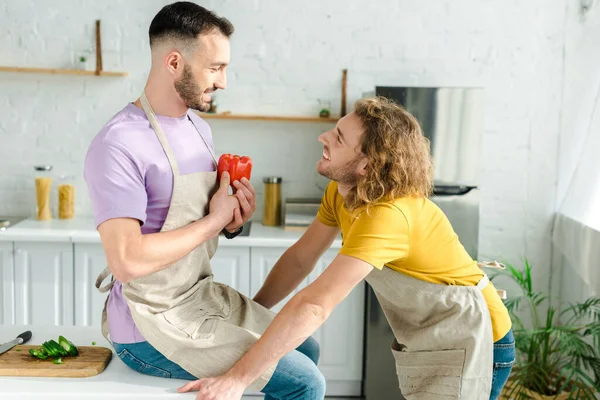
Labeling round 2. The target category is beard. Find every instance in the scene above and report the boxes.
[317,157,361,187]
[174,64,212,112]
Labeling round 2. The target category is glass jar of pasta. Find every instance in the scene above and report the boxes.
[262,177,282,226]
[34,165,53,221]
[58,175,76,220]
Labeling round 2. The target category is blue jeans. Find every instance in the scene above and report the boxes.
[113,336,325,400]
[490,329,515,400]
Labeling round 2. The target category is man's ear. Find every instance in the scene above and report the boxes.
[165,51,184,77]
[358,156,368,176]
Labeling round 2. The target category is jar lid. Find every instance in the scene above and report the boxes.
[263,177,282,184]
[34,165,53,171]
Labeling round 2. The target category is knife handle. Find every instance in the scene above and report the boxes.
[17,331,32,344]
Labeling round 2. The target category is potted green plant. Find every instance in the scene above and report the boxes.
[77,55,88,70]
[76,48,93,70]
[490,259,600,399]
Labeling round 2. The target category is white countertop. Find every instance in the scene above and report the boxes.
[0,325,263,399]
[0,218,342,248]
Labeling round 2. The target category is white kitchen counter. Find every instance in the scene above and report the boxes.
[0,325,264,400]
[0,218,342,248]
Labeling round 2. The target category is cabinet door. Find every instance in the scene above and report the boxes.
[308,250,365,383]
[250,247,309,312]
[74,243,109,327]
[14,242,74,326]
[72,245,252,327]
[0,242,15,325]
[211,247,251,296]
[250,247,365,388]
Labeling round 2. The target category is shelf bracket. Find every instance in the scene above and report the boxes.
[95,20,103,76]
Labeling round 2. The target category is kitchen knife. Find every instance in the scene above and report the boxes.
[0,331,32,356]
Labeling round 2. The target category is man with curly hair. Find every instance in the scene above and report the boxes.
[179,97,515,400]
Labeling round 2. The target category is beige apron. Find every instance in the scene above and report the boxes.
[366,266,494,399]
[95,92,277,391]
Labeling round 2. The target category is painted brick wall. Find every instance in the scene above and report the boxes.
[0,0,581,286]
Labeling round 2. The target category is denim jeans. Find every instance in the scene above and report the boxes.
[490,329,516,400]
[113,336,325,400]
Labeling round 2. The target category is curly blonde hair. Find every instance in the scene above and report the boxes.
[345,96,434,213]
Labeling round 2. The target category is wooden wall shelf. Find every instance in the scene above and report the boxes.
[198,112,339,123]
[0,21,127,78]
[0,66,127,77]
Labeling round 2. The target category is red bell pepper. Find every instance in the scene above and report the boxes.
[217,154,253,186]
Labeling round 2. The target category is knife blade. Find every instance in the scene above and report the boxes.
[0,331,32,356]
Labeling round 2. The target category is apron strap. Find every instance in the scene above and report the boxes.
[95,266,115,293]
[140,92,182,176]
[187,115,218,167]
[140,92,219,173]
[477,260,505,270]
[476,260,508,299]
[476,274,489,291]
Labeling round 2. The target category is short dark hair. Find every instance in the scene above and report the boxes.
[149,1,234,47]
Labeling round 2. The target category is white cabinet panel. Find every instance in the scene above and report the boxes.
[250,247,365,386]
[0,242,15,325]
[309,250,365,382]
[72,245,252,327]
[250,247,308,312]
[74,243,109,327]
[211,247,251,296]
[4,239,363,396]
[14,242,74,326]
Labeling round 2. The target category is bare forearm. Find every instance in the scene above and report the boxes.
[253,219,339,309]
[115,216,222,282]
[252,247,311,309]
[229,294,329,385]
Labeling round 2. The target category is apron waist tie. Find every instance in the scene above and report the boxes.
[476,274,489,291]
[95,267,115,293]
[477,260,508,298]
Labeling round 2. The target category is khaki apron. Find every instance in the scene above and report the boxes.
[95,92,277,391]
[366,266,495,399]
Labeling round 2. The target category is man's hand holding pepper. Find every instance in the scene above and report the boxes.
[216,154,255,233]
[224,177,256,233]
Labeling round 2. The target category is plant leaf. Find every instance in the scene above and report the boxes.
[524,257,533,294]
[505,295,525,314]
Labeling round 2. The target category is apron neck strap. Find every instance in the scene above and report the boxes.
[140,91,181,176]
[187,116,219,167]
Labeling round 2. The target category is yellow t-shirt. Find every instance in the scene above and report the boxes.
[317,181,511,342]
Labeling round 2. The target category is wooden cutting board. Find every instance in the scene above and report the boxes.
[0,345,112,377]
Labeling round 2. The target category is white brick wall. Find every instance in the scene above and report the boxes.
[0,0,591,288]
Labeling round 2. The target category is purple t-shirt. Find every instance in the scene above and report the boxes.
[84,103,216,343]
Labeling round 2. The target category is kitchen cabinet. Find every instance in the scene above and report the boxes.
[250,247,364,395]
[74,243,109,327]
[70,244,252,327]
[0,241,15,325]
[1,238,363,396]
[309,250,365,384]
[211,246,251,296]
[249,247,310,312]
[13,242,74,326]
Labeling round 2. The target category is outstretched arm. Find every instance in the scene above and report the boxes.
[252,218,340,309]
[178,254,373,399]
